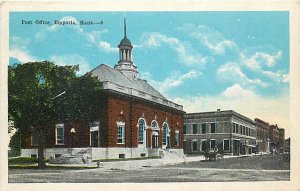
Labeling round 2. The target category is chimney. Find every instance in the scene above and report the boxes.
[217,109,221,112]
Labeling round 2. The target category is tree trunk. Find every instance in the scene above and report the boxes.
[38,127,46,169]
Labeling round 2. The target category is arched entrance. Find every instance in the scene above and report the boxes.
[151,120,160,148]
[162,122,170,149]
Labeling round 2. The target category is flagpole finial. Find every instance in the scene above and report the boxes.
[124,17,127,37]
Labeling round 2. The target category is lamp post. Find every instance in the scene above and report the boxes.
[70,128,76,148]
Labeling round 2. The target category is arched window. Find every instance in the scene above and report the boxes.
[138,118,146,144]
[162,123,169,145]
[116,116,125,144]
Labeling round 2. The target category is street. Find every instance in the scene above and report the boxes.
[8,154,289,183]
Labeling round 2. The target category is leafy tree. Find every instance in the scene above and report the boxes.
[8,61,102,168]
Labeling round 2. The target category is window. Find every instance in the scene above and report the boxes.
[223,140,230,151]
[162,123,169,145]
[243,126,246,135]
[201,124,206,134]
[201,140,207,151]
[31,130,39,146]
[183,125,187,134]
[233,123,239,134]
[138,119,146,144]
[55,124,64,145]
[232,123,235,133]
[210,139,216,149]
[192,140,198,152]
[211,123,216,133]
[117,122,125,144]
[175,130,179,146]
[240,125,242,135]
[192,124,197,134]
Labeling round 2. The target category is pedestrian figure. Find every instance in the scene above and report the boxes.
[214,146,218,153]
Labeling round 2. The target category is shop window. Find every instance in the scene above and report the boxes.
[210,139,216,149]
[192,140,198,152]
[201,140,207,151]
[223,140,230,151]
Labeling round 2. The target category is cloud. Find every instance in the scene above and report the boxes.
[178,24,238,55]
[10,36,30,50]
[9,36,38,63]
[9,49,37,63]
[138,32,210,67]
[221,83,256,98]
[261,70,289,83]
[217,62,269,88]
[141,70,200,95]
[242,51,282,70]
[86,29,108,44]
[282,73,289,83]
[98,41,118,53]
[172,84,289,136]
[50,54,90,75]
[239,51,288,83]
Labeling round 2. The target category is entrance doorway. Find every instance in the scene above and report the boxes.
[152,131,159,148]
[90,121,99,147]
[90,130,99,147]
[233,140,240,156]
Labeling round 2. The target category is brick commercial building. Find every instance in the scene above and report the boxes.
[255,118,270,153]
[21,20,185,161]
[270,124,285,153]
[184,110,256,156]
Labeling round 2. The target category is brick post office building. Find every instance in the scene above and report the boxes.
[21,20,185,161]
[183,110,256,156]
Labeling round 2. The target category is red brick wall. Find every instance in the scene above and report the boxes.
[22,122,90,149]
[22,92,184,150]
[105,92,184,149]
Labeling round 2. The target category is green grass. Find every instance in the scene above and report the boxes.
[92,156,161,162]
[8,157,38,165]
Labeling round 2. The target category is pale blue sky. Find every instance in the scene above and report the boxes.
[9,11,290,136]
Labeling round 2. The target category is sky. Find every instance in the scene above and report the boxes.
[9,11,290,137]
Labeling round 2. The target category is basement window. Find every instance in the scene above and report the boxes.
[119,154,125,159]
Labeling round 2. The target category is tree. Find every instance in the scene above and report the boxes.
[8,61,102,168]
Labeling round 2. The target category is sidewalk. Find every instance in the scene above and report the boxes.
[46,153,267,171]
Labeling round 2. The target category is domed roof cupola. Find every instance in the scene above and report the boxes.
[118,18,133,48]
[114,18,138,80]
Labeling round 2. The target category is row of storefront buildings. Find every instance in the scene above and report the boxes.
[183,110,286,155]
